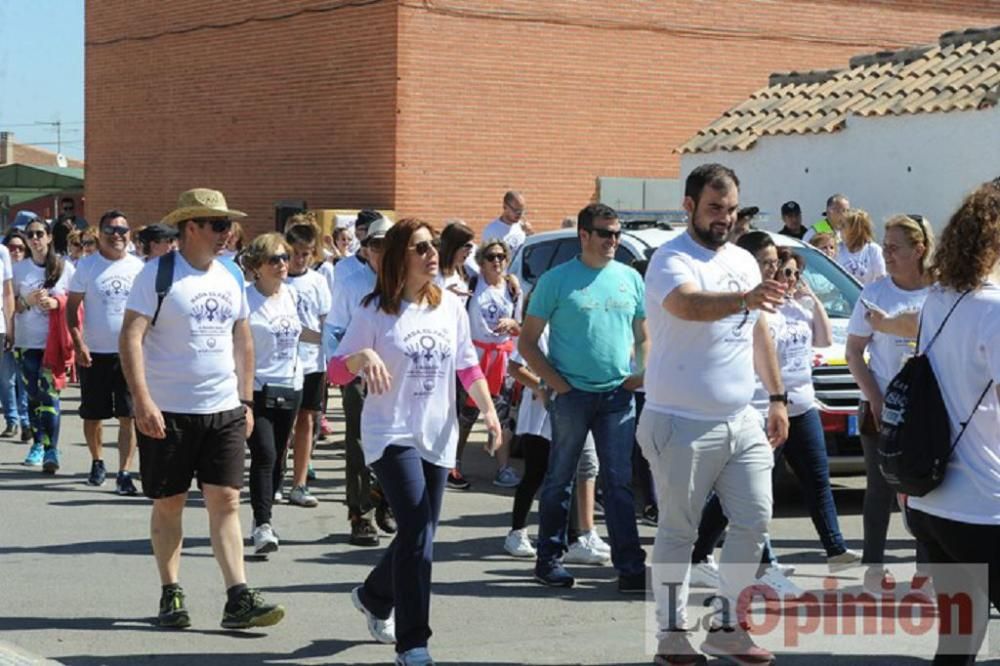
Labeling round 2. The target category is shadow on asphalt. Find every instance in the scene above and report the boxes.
[0,615,271,639]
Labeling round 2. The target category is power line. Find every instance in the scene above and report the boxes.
[0,122,84,128]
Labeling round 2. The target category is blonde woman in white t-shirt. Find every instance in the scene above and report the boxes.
[836,208,886,285]
[329,218,501,666]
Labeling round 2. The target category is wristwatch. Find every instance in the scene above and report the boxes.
[769,393,789,405]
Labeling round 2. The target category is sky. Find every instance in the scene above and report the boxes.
[0,0,85,160]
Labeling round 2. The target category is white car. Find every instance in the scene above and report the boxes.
[509,219,865,473]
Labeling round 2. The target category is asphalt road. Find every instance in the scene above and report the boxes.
[0,386,992,665]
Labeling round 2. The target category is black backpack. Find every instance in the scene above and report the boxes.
[877,290,992,496]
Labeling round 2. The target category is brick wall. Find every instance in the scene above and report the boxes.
[86,0,998,237]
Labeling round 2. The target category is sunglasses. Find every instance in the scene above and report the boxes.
[586,227,622,240]
[784,267,801,280]
[26,230,46,240]
[82,239,97,247]
[366,238,385,252]
[411,240,436,257]
[102,226,130,237]
[267,253,290,266]
[193,218,233,233]
[483,252,507,263]
[7,244,25,252]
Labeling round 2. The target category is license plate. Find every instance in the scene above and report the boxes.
[847,414,859,436]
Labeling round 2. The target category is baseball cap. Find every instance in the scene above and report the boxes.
[737,206,759,221]
[366,216,393,240]
[11,211,41,229]
[781,201,802,216]
[138,223,179,244]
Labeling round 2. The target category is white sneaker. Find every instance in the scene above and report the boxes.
[690,556,720,589]
[252,523,279,555]
[493,465,521,488]
[289,485,319,507]
[273,490,283,502]
[563,536,610,565]
[774,561,796,576]
[351,586,396,644]
[395,647,434,665]
[828,548,863,573]
[756,565,805,598]
[580,530,611,555]
[504,529,536,558]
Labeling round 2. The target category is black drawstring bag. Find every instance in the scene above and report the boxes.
[878,290,992,497]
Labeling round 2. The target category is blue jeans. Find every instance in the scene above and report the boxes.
[536,385,645,576]
[0,348,29,427]
[17,349,61,449]
[694,408,847,560]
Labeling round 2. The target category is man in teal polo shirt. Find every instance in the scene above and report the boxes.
[518,202,649,591]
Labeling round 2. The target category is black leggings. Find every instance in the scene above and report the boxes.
[511,434,550,531]
[247,390,300,525]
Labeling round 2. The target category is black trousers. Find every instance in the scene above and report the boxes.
[511,434,550,531]
[247,390,300,525]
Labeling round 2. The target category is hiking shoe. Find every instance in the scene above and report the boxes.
[701,625,775,665]
[157,586,191,629]
[375,501,397,534]
[534,560,574,588]
[306,463,317,481]
[87,460,107,486]
[690,556,721,589]
[395,647,435,665]
[252,523,279,555]
[24,443,44,466]
[564,536,610,565]
[351,586,395,643]
[1,422,17,438]
[447,467,471,490]
[42,448,60,474]
[828,548,862,573]
[655,630,708,665]
[493,465,521,488]
[756,565,805,599]
[350,518,379,547]
[20,426,32,443]
[288,485,319,507]
[116,471,139,496]
[618,570,647,594]
[221,588,285,629]
[504,528,536,558]
[642,504,659,527]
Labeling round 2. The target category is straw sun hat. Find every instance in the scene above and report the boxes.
[160,188,247,226]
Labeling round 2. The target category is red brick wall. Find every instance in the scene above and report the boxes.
[85,0,398,237]
[86,0,998,237]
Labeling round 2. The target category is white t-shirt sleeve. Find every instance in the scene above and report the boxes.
[125,261,158,319]
[333,301,376,365]
[846,285,874,338]
[0,246,11,282]
[68,256,89,294]
[646,251,696,303]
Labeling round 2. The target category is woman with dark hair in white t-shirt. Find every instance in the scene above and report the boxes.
[328,218,501,666]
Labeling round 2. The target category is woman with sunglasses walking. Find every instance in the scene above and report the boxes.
[329,218,501,666]
[13,218,75,472]
[0,230,31,440]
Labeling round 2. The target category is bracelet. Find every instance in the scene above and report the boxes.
[738,292,749,313]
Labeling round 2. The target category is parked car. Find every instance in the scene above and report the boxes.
[509,220,865,473]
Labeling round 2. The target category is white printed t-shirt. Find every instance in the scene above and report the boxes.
[13,259,76,350]
[248,283,303,391]
[644,231,762,420]
[836,242,885,285]
[511,328,551,439]
[467,277,520,345]
[846,276,928,394]
[751,299,816,417]
[482,218,527,258]
[335,290,479,467]
[908,284,1000,525]
[0,245,12,336]
[125,253,248,414]
[69,252,145,353]
[285,269,332,374]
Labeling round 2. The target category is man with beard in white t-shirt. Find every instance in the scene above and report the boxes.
[637,164,789,665]
[481,191,535,259]
[120,188,284,632]
[67,210,145,495]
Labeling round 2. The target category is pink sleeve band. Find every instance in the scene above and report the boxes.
[327,356,356,386]
[458,365,485,390]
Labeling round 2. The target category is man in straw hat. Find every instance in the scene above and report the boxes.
[120,188,285,630]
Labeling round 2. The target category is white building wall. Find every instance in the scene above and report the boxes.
[680,106,1000,236]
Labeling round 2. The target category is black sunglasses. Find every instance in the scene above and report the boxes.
[483,252,507,263]
[82,239,97,247]
[102,226,130,237]
[267,253,290,266]
[411,240,436,256]
[26,230,46,240]
[586,227,622,240]
[7,243,25,252]
[193,217,233,233]
[784,267,800,280]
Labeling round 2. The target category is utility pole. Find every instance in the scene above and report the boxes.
[34,120,62,154]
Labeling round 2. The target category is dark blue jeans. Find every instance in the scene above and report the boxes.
[359,445,448,654]
[0,348,29,427]
[694,408,847,560]
[536,385,645,576]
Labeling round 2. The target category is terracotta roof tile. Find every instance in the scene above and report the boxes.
[679,26,1000,154]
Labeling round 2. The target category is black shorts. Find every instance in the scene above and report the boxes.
[78,353,134,420]
[300,372,326,413]
[138,407,247,499]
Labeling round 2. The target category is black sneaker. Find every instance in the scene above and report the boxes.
[642,504,659,527]
[221,588,285,630]
[375,501,397,534]
[1,422,17,438]
[447,468,471,490]
[618,570,648,594]
[350,517,380,547]
[20,426,32,443]
[158,586,191,629]
[116,471,139,496]
[534,560,575,588]
[87,460,107,486]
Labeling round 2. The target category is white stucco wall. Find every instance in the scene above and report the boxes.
[680,106,1000,236]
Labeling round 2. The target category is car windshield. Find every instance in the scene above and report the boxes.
[797,246,860,318]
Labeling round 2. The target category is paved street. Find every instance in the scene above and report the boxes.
[0,386,988,665]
